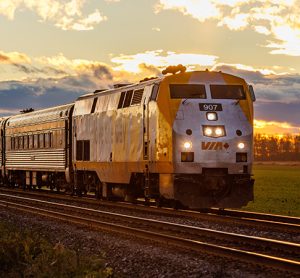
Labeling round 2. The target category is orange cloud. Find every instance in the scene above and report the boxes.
[0,51,31,64]
[254,120,300,135]
[111,50,218,73]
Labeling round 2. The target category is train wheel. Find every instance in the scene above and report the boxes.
[155,197,163,208]
[144,197,151,206]
[76,188,82,197]
[168,199,181,210]
[95,182,102,199]
[70,184,75,196]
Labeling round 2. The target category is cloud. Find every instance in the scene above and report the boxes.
[0,0,107,31]
[0,52,115,82]
[0,71,114,114]
[152,27,161,32]
[111,50,218,73]
[254,120,300,135]
[0,52,117,114]
[211,63,300,128]
[0,51,31,64]
[37,53,114,79]
[255,102,300,127]
[155,0,220,22]
[155,0,300,56]
[212,63,300,102]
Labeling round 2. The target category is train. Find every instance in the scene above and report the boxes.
[0,67,256,208]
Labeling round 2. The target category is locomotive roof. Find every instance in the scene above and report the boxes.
[77,76,163,101]
[76,70,246,101]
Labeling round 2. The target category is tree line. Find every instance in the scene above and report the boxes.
[254,134,300,161]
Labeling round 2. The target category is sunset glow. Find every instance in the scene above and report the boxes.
[0,0,299,135]
[254,120,300,135]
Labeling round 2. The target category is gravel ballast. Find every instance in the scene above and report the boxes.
[0,208,294,278]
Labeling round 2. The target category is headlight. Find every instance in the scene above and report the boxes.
[203,126,226,138]
[215,127,224,136]
[204,127,213,136]
[183,141,192,150]
[238,142,245,149]
[206,112,217,121]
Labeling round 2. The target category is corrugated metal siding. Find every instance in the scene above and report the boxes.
[6,149,66,170]
[7,104,74,128]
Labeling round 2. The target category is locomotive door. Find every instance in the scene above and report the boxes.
[142,86,152,199]
[142,87,151,160]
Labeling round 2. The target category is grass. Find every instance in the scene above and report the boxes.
[242,164,300,217]
[0,221,113,278]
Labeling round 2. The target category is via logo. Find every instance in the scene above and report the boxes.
[202,142,228,150]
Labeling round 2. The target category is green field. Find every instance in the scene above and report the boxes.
[242,164,300,217]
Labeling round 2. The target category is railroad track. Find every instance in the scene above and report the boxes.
[205,208,300,225]
[0,192,300,274]
[0,187,299,234]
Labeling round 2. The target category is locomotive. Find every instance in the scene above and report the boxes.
[0,68,255,208]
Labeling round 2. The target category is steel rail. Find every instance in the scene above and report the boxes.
[0,198,300,274]
[0,193,300,258]
[206,208,300,225]
[3,194,300,256]
[0,187,299,234]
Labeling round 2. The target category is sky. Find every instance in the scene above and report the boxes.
[0,0,300,134]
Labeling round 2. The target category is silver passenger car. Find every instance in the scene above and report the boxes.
[5,104,74,189]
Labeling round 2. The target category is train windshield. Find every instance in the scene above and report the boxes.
[210,85,246,99]
[170,84,206,99]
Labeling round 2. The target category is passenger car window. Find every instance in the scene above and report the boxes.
[34,134,38,149]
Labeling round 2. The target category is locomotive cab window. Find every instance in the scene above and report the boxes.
[170,84,206,99]
[210,85,246,99]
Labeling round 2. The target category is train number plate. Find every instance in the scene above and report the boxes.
[199,103,222,111]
